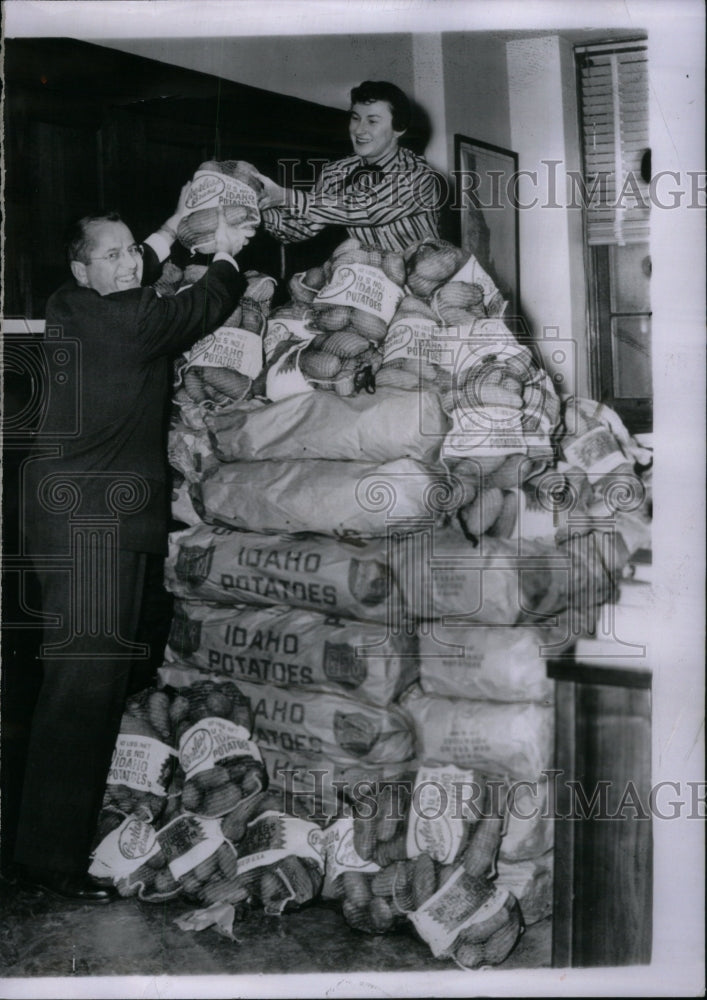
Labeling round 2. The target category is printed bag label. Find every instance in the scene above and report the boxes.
[184,171,259,214]
[264,315,316,361]
[183,327,262,379]
[313,818,380,897]
[383,317,449,366]
[106,735,175,796]
[89,815,160,880]
[563,426,627,477]
[315,263,403,323]
[406,765,476,864]
[409,866,509,957]
[442,408,527,459]
[266,342,315,402]
[178,718,262,778]
[158,813,227,881]
[236,810,325,875]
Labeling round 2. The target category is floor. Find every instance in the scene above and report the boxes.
[0,873,551,982]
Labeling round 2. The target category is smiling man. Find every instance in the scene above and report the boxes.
[257,80,441,251]
[14,190,256,903]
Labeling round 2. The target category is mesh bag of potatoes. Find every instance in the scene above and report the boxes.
[376,240,506,396]
[100,687,179,826]
[161,785,325,912]
[349,767,506,875]
[89,810,183,902]
[176,266,277,411]
[290,237,407,342]
[216,797,326,915]
[330,851,519,949]
[407,863,524,968]
[264,237,407,400]
[264,329,382,401]
[148,811,242,907]
[326,767,509,938]
[177,160,262,255]
[104,789,289,910]
[377,294,450,393]
[403,239,505,317]
[438,325,560,479]
[170,677,269,819]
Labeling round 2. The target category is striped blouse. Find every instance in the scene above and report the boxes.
[261,145,441,252]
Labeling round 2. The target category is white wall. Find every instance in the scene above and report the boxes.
[507,35,589,396]
[103,31,513,176]
[102,34,415,116]
[411,34,447,172]
[442,32,512,160]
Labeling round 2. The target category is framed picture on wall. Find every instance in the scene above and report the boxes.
[454,134,520,327]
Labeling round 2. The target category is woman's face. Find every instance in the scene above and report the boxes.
[349,100,404,163]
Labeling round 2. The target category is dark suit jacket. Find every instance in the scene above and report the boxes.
[25,253,246,554]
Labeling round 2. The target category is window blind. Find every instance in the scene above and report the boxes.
[577,43,650,245]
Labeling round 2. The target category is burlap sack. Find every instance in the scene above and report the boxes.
[418,624,553,703]
[160,662,415,769]
[401,686,554,781]
[164,522,400,624]
[204,386,450,465]
[164,600,418,707]
[499,775,555,862]
[193,457,446,537]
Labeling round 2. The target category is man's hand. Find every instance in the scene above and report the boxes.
[159,181,193,239]
[255,173,288,210]
[172,181,193,225]
[212,207,257,257]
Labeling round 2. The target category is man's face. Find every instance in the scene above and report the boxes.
[73,220,144,296]
[349,100,404,163]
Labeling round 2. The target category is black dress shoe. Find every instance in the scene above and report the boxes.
[19,868,116,904]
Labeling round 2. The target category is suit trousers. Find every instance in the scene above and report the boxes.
[13,546,172,875]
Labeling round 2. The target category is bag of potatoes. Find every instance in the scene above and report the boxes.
[309,238,407,345]
[177,160,263,254]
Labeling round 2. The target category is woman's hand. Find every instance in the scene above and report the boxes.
[212,207,257,257]
[256,173,288,210]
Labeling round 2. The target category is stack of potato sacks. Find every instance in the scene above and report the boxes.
[156,232,649,964]
[165,227,424,817]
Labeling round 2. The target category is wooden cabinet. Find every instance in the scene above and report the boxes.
[4,37,352,317]
[549,659,652,967]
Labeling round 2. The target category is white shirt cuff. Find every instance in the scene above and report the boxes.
[144,230,172,262]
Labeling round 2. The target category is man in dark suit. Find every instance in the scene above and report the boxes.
[13,187,255,902]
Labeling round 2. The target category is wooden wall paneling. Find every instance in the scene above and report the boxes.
[552,676,653,968]
[572,684,652,966]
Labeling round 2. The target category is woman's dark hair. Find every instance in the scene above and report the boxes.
[65,211,124,264]
[350,81,411,132]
